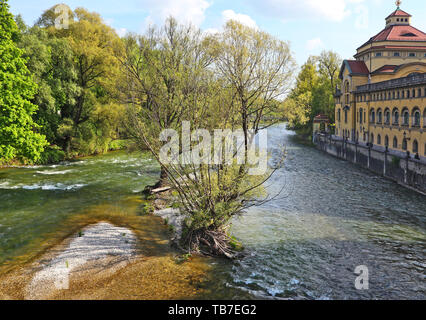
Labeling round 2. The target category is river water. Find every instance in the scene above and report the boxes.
[0,124,425,299]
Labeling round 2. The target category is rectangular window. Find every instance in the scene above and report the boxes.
[409,53,416,57]
[394,52,400,57]
[375,52,382,57]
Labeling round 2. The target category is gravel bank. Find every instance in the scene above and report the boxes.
[25,222,137,299]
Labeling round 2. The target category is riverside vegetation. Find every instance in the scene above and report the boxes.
[1,0,339,258]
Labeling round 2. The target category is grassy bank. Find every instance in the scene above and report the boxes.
[0,139,135,167]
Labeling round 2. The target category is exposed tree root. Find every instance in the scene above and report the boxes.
[183,228,239,259]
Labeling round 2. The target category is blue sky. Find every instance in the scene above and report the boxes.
[9,0,426,67]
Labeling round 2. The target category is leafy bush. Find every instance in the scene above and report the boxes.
[37,145,66,164]
[109,139,130,151]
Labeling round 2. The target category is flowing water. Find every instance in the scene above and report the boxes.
[0,152,160,267]
[208,124,426,300]
[0,124,425,299]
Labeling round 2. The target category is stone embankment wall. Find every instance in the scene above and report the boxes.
[314,133,426,194]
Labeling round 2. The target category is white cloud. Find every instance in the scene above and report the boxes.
[141,0,211,28]
[247,0,373,22]
[222,10,258,29]
[306,38,324,51]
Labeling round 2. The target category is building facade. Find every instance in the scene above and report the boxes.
[334,4,426,159]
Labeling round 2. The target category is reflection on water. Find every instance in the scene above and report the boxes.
[0,125,425,300]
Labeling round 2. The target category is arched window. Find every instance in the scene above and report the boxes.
[344,110,348,123]
[370,109,375,123]
[337,109,341,122]
[392,108,399,125]
[412,108,421,127]
[384,108,391,124]
[359,108,363,124]
[377,109,383,124]
[413,140,418,153]
[393,137,398,148]
[377,134,381,145]
[385,135,389,147]
[344,81,350,105]
[402,138,408,150]
[402,108,409,126]
[423,108,426,127]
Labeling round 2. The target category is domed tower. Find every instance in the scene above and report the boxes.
[354,0,426,75]
[385,1,411,27]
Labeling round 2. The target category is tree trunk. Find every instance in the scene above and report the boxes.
[65,136,71,156]
[154,166,169,189]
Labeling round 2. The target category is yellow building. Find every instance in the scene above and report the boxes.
[334,3,426,159]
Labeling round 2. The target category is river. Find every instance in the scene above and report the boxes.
[0,124,425,299]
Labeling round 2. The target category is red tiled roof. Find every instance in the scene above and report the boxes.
[313,114,329,123]
[358,25,426,50]
[339,60,370,79]
[347,60,369,75]
[386,9,411,19]
[373,65,398,74]
[371,25,426,42]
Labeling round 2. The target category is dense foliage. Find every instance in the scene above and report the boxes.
[0,0,47,164]
[283,51,341,134]
[1,2,128,164]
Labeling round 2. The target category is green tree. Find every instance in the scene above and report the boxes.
[284,58,318,129]
[37,5,122,155]
[16,23,78,144]
[123,19,294,257]
[316,50,341,121]
[119,17,213,186]
[0,0,48,164]
[284,51,341,131]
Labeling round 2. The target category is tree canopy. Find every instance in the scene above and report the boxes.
[0,0,48,164]
[283,50,341,132]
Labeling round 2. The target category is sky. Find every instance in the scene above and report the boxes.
[8,0,426,67]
